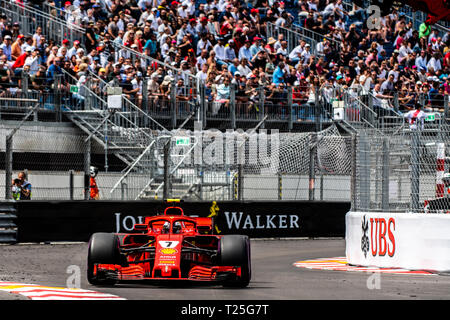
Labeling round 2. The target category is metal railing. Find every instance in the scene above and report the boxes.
[266,22,321,57]
[0,0,85,44]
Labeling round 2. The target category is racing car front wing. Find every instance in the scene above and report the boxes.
[93,264,242,282]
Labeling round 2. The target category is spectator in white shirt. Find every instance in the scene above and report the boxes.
[196,49,209,72]
[276,40,288,57]
[415,50,427,71]
[289,40,305,64]
[196,63,209,82]
[213,37,228,67]
[301,44,311,64]
[197,33,212,55]
[427,52,442,71]
[24,48,40,75]
[237,58,251,77]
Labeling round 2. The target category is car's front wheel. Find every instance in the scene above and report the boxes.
[87,232,120,286]
[219,235,251,288]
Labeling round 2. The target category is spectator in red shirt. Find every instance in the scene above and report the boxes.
[12,47,32,75]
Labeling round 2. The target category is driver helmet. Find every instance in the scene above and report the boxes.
[173,221,182,233]
[162,221,170,233]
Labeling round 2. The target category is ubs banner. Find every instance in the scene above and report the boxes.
[12,200,350,242]
[346,211,450,272]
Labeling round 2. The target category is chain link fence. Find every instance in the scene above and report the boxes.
[5,117,450,212]
[352,120,450,213]
[113,124,353,202]
[1,123,354,202]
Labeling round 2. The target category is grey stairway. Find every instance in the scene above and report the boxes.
[0,203,17,243]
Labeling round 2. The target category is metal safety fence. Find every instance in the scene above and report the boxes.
[4,115,450,213]
[352,121,450,214]
[1,123,354,202]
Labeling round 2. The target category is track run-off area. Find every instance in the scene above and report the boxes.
[1,239,450,301]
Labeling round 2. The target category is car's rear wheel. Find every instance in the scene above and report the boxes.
[219,235,251,287]
[87,232,120,286]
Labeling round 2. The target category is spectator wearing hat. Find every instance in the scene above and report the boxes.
[250,37,263,57]
[12,46,32,75]
[238,39,253,64]
[159,74,173,108]
[67,40,81,60]
[196,16,209,36]
[224,39,236,65]
[92,3,108,21]
[0,36,12,61]
[265,37,277,58]
[11,34,24,61]
[24,48,41,76]
[300,43,312,64]
[58,39,71,57]
[186,18,199,40]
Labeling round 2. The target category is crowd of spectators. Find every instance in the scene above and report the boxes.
[0,0,449,118]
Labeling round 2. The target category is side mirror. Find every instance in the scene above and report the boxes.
[133,224,148,232]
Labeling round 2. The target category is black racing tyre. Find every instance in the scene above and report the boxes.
[87,232,120,286]
[219,235,251,288]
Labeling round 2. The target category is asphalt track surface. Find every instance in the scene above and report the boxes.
[1,238,450,300]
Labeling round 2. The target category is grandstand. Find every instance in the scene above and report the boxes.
[0,0,448,213]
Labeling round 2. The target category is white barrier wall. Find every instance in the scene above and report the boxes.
[346,211,450,272]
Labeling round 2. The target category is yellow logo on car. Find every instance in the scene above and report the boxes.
[160,248,177,255]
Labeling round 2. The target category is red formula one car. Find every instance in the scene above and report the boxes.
[87,201,251,287]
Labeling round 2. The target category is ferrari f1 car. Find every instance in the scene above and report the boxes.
[87,201,251,287]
